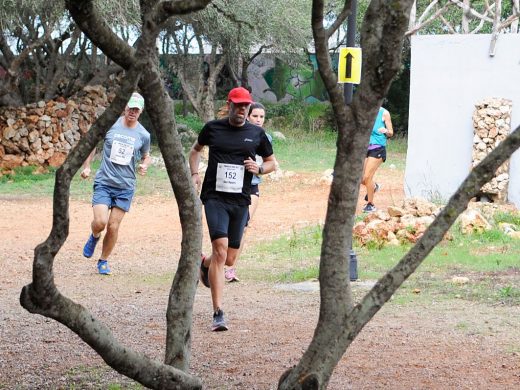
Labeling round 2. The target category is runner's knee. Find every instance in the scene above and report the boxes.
[92,218,107,232]
[106,220,121,235]
[211,242,228,263]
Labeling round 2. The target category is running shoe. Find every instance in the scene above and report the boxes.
[199,254,210,288]
[224,268,240,283]
[363,203,377,213]
[83,233,100,258]
[364,183,380,201]
[97,259,111,275]
[211,308,228,332]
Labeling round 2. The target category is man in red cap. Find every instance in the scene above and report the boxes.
[189,87,277,331]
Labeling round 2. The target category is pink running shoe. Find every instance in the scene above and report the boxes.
[224,268,240,282]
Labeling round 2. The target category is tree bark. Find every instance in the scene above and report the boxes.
[20,0,213,388]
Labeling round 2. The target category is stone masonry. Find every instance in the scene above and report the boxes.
[0,85,111,169]
[472,97,512,202]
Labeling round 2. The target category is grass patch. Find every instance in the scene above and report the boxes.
[244,217,520,306]
[175,113,205,132]
[386,134,407,170]
[0,160,173,199]
[0,112,409,197]
[270,129,337,172]
[243,225,323,283]
[0,126,353,197]
[493,211,520,226]
[62,365,142,389]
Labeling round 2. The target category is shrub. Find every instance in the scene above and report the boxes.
[263,101,335,133]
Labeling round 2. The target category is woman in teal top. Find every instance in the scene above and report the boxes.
[361,107,393,212]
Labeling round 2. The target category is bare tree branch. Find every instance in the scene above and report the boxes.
[346,123,520,345]
[325,0,352,38]
[65,0,135,70]
[489,0,502,55]
[439,13,457,33]
[406,1,451,36]
[450,0,495,23]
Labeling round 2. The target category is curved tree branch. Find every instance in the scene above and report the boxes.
[65,0,135,69]
[325,0,352,39]
[20,0,213,387]
[341,122,520,354]
[279,0,415,388]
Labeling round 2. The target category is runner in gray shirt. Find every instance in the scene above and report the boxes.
[80,92,151,275]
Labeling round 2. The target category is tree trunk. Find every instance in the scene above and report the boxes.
[20,0,213,388]
[279,0,520,388]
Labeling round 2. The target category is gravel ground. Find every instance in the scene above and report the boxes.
[1,172,519,389]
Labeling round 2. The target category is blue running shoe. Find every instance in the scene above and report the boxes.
[97,259,111,275]
[211,308,228,332]
[83,234,100,258]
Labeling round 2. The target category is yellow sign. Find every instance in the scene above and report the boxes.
[338,47,362,84]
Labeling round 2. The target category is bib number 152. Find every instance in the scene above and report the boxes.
[216,163,244,193]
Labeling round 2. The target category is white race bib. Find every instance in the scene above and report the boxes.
[110,139,135,165]
[216,163,244,193]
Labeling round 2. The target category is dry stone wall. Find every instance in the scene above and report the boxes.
[0,86,111,169]
[472,97,512,202]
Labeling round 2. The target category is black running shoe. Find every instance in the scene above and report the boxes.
[199,254,210,288]
[364,182,380,201]
[212,308,228,332]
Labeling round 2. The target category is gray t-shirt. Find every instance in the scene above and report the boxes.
[94,117,150,190]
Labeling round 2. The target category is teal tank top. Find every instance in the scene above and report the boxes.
[369,108,387,147]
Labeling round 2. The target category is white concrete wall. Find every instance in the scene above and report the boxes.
[405,34,520,208]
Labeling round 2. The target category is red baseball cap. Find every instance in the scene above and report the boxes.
[227,87,253,104]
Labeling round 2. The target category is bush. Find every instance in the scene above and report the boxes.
[263,101,335,133]
[176,113,205,133]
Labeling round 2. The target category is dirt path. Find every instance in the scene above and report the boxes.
[1,172,519,389]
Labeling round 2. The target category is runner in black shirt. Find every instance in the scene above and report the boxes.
[189,87,277,331]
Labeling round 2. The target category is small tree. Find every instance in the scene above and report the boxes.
[161,0,313,121]
[278,0,520,388]
[20,1,212,388]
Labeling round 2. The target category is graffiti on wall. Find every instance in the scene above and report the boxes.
[248,54,334,103]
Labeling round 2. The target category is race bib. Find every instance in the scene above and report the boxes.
[216,163,244,193]
[110,139,135,165]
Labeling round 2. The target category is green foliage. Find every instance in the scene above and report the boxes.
[386,46,410,135]
[176,113,205,133]
[264,101,335,133]
[0,1,65,29]
[270,58,291,101]
[173,100,195,117]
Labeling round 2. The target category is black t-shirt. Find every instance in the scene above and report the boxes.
[198,118,273,206]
